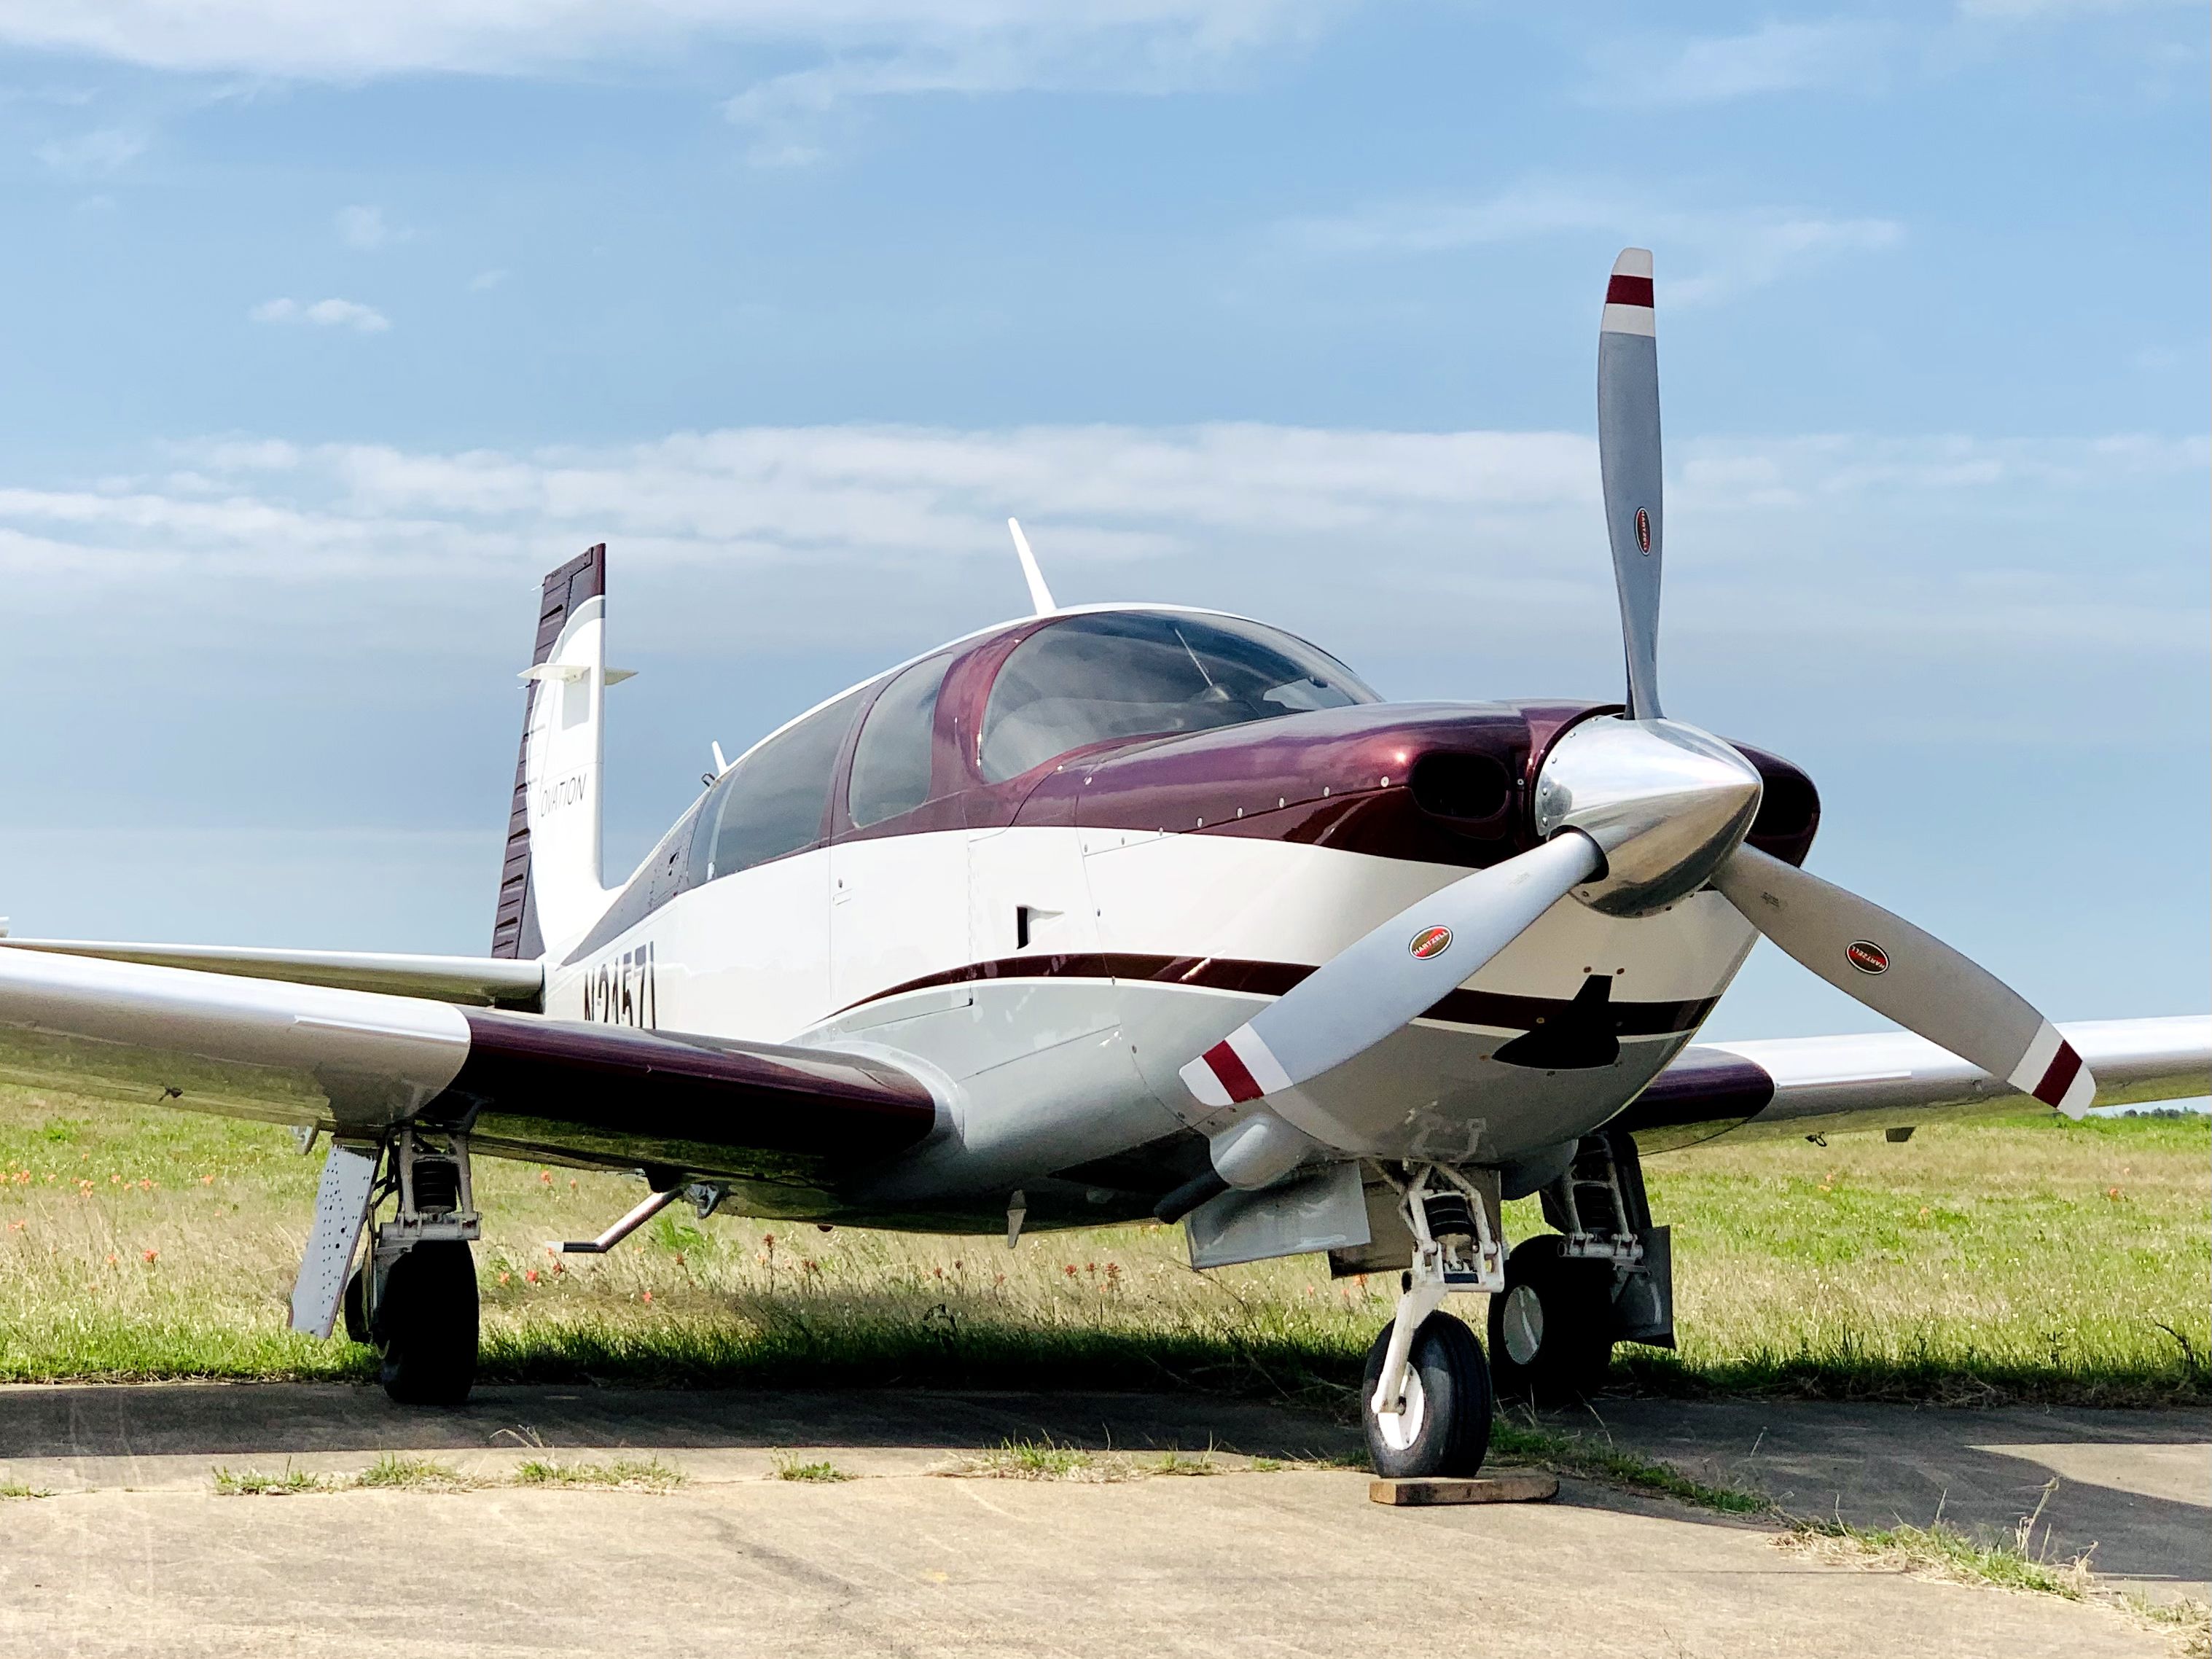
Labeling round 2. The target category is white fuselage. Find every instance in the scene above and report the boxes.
[545,823,1759,1209]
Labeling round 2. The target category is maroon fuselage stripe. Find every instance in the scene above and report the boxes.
[1203,1041,1266,1103]
[1605,274,1654,308]
[837,952,1720,1037]
[2032,1042,2084,1108]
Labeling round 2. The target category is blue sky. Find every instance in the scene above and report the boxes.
[0,0,2203,1046]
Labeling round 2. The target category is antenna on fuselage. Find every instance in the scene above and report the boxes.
[1007,518,1056,617]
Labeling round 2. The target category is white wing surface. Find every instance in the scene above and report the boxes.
[0,948,937,1181]
[0,938,543,1009]
[1622,1015,2209,1148]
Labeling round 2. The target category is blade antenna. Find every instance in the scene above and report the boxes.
[1007,518,1057,617]
[1598,246,1663,721]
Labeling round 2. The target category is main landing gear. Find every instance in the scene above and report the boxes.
[1359,1168,1503,1478]
[337,1129,482,1406]
[1490,1129,1674,1404]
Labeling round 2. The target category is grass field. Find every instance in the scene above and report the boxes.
[0,1080,2203,1408]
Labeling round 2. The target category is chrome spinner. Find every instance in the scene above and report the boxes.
[1533,716,1763,917]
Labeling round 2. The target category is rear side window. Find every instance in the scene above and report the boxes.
[848,653,953,827]
[693,690,865,883]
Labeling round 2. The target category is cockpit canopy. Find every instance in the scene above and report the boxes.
[978,609,1377,781]
[582,608,1378,952]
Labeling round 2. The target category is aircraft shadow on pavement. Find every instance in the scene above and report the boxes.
[1532,1396,2212,1595]
[0,1381,1364,1465]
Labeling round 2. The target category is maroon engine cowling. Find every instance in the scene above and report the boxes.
[1001,699,1819,873]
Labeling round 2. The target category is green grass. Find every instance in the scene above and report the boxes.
[1780,1482,2109,1605]
[1598,1109,2211,1406]
[0,1079,2203,1407]
[1150,1447,1220,1476]
[213,1464,333,1495]
[355,1453,474,1491]
[1788,1516,2092,1599]
[0,1479,52,1499]
[948,1436,1121,1481]
[2127,1596,2211,1658]
[512,1456,687,1491]
[1488,1420,1767,1514]
[769,1453,853,1483]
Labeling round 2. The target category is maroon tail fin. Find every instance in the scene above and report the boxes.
[490,544,606,959]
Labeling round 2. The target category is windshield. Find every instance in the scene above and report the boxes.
[979,611,1377,782]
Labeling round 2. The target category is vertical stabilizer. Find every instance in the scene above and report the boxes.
[491,546,615,959]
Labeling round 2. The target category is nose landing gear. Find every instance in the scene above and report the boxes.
[1358,1166,1504,1478]
[1361,1312,1491,1478]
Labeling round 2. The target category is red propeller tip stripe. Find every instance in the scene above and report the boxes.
[2029,1042,2084,1109]
[1605,274,1654,308]
[1200,1039,1266,1104]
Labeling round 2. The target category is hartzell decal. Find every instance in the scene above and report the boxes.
[582,941,657,1030]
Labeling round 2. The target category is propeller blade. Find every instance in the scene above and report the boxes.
[1713,843,2098,1117]
[1599,246,1663,722]
[1179,832,1603,1112]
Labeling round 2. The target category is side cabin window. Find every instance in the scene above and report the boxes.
[691,689,865,884]
[978,611,1377,783]
[848,652,954,827]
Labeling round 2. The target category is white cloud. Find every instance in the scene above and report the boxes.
[1285,181,1904,307]
[335,204,408,249]
[468,268,508,291]
[718,8,1322,163]
[33,125,145,176]
[1958,0,2198,17]
[249,297,392,333]
[4,1,1334,165]
[0,0,1334,79]
[1587,19,1890,106]
[0,423,2197,670]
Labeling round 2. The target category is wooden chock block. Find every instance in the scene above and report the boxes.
[1369,1469,1559,1507]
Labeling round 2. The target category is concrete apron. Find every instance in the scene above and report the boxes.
[0,1383,2194,1659]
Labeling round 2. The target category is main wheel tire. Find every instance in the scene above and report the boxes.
[373,1241,479,1406]
[1360,1311,1492,1479]
[1488,1235,1616,1404]
[341,1265,370,1346]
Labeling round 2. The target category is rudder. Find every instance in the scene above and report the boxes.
[491,544,617,959]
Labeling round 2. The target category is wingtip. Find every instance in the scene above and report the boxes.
[1612,247,1653,277]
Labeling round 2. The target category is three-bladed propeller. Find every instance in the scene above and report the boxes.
[1174,246,2095,1179]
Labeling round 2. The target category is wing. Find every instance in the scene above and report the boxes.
[1619,1015,2211,1150]
[0,948,937,1187]
[0,938,544,1010]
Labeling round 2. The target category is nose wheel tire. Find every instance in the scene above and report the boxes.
[372,1241,479,1407]
[1487,1235,1616,1403]
[1360,1311,1492,1478]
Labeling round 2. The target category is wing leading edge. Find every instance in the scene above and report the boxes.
[1619,1015,2211,1151]
[0,939,544,1010]
[0,948,937,1187]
